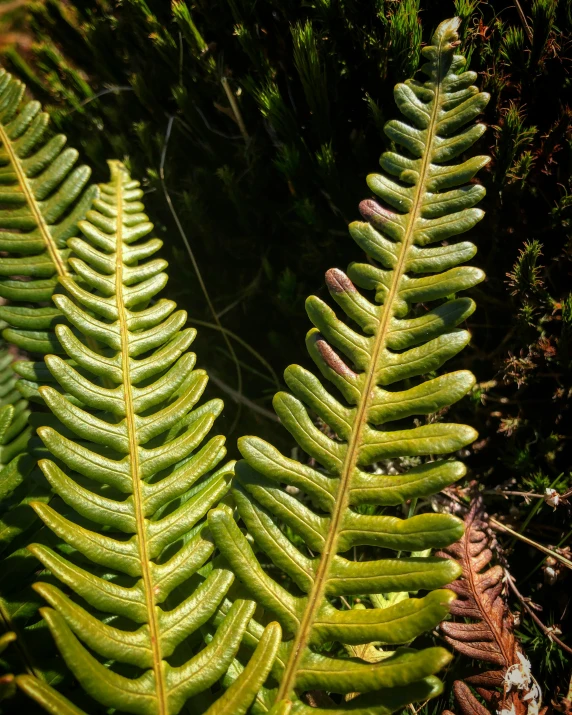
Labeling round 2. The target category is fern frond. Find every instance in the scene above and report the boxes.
[0,345,52,685]
[438,498,529,715]
[209,17,489,712]
[0,347,31,467]
[28,161,280,714]
[0,67,97,355]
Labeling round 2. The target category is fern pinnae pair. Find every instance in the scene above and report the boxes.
[22,161,278,714]
[209,17,489,712]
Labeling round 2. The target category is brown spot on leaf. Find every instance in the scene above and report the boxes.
[325,268,356,294]
[359,199,397,229]
[315,336,357,379]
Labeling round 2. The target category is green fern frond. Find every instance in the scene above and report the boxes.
[0,67,97,355]
[209,17,489,712]
[28,161,280,714]
[0,348,31,467]
[0,346,53,687]
[0,65,96,693]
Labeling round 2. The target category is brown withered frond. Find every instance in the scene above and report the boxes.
[438,497,534,715]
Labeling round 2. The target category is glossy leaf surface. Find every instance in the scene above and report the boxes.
[210,17,489,712]
[29,162,279,714]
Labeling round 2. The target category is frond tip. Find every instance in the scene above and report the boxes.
[210,16,489,712]
[28,162,280,714]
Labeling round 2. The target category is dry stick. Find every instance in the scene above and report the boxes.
[63,86,134,115]
[514,0,534,44]
[490,517,572,571]
[221,76,249,142]
[159,116,243,434]
[522,526,572,583]
[189,317,281,390]
[483,490,545,499]
[505,570,572,657]
[209,374,279,423]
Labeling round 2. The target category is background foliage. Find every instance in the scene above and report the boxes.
[0,0,571,711]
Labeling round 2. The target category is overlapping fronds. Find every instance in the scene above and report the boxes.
[28,161,280,714]
[0,344,53,688]
[0,67,97,355]
[209,17,489,712]
[0,346,31,467]
[439,498,532,715]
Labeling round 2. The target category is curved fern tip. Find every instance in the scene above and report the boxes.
[107,158,130,180]
[433,16,462,44]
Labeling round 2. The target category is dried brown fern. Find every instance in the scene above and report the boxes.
[438,497,542,715]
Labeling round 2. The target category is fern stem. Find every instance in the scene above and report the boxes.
[113,165,167,714]
[274,25,448,704]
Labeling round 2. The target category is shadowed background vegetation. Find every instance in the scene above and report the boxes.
[0,0,571,711]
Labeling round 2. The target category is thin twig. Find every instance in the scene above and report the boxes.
[186,104,242,140]
[505,570,572,656]
[522,526,572,583]
[159,116,243,434]
[221,76,249,142]
[490,517,572,571]
[189,317,281,390]
[63,86,134,115]
[483,490,545,499]
[514,0,534,44]
[505,473,562,549]
[209,374,279,422]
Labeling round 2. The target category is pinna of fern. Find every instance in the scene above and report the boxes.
[24,161,280,715]
[208,17,490,713]
[0,65,97,365]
